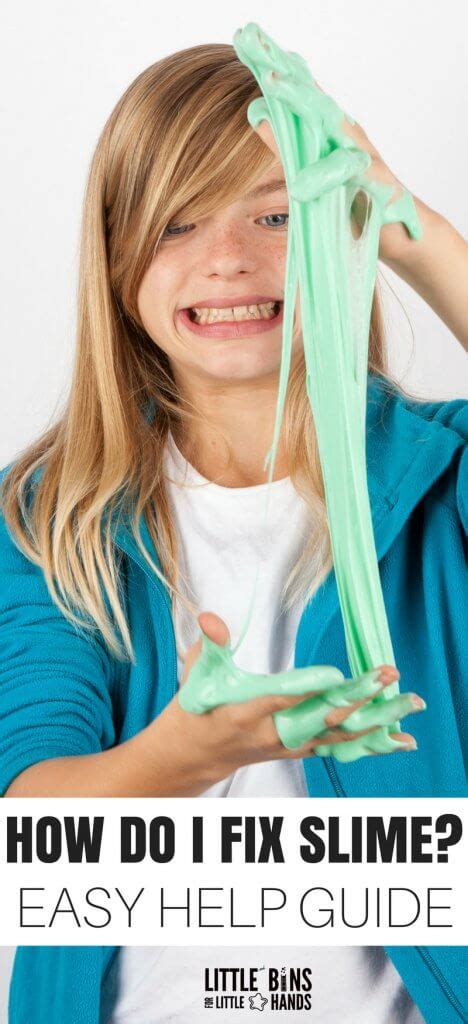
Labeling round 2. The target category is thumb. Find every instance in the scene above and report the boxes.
[181,611,230,685]
[198,611,230,647]
[253,119,280,159]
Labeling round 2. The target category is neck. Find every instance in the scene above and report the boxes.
[171,370,288,487]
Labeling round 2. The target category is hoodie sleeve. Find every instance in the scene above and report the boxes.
[454,423,468,537]
[0,504,117,796]
[448,441,467,770]
[432,400,468,534]
[425,427,468,776]
[405,393,468,535]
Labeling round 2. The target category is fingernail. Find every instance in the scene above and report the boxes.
[367,668,387,686]
[399,738,418,751]
[377,665,400,683]
[409,695,426,711]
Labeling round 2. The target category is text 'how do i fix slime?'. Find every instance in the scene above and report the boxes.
[3,814,463,865]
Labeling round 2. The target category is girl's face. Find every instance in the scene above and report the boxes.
[137,163,299,390]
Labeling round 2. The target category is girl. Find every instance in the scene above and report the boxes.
[1,42,466,1024]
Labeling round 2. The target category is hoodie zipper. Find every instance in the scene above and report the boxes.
[415,948,467,1022]
[324,755,347,797]
[318,755,465,1020]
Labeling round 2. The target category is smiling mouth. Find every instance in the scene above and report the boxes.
[185,300,282,325]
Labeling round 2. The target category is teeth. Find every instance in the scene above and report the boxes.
[189,301,278,325]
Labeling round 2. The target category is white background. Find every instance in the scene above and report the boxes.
[0,0,467,1013]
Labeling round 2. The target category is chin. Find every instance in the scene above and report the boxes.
[195,344,282,384]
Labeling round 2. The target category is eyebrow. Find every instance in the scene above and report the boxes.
[242,178,288,200]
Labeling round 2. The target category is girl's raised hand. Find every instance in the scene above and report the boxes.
[252,79,412,263]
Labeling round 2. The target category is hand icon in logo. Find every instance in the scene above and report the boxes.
[249,991,268,1011]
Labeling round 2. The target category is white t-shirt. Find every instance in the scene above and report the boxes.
[107,434,424,1023]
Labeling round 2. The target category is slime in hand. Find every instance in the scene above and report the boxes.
[180,24,424,762]
[178,636,422,762]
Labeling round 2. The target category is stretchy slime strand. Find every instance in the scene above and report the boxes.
[179,24,424,763]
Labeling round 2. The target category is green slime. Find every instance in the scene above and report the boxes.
[179,24,424,763]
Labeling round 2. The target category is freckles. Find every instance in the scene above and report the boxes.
[268,241,287,273]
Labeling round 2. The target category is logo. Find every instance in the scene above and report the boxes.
[203,964,313,1011]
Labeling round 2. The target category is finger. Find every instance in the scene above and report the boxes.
[240,664,345,711]
[340,692,426,733]
[326,665,399,706]
[202,665,345,718]
[239,665,393,722]
[181,636,202,685]
[388,731,417,750]
[263,72,312,119]
[198,611,230,647]
[241,690,320,720]
[314,727,417,763]
[252,119,281,161]
[272,666,399,748]
[180,660,345,717]
[286,729,418,762]
[291,148,371,203]
[341,116,378,155]
[181,612,230,685]
[247,97,270,130]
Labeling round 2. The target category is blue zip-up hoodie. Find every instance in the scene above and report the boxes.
[1,374,467,1023]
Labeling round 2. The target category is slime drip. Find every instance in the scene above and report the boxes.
[179,24,423,762]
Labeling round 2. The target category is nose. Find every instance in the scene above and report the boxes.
[203,221,257,279]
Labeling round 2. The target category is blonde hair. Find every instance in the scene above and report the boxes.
[1,43,391,661]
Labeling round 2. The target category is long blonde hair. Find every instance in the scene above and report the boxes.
[1,43,391,661]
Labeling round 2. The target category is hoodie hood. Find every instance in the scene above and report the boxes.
[364,374,467,561]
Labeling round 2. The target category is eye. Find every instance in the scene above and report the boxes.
[256,212,289,229]
[162,222,195,238]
